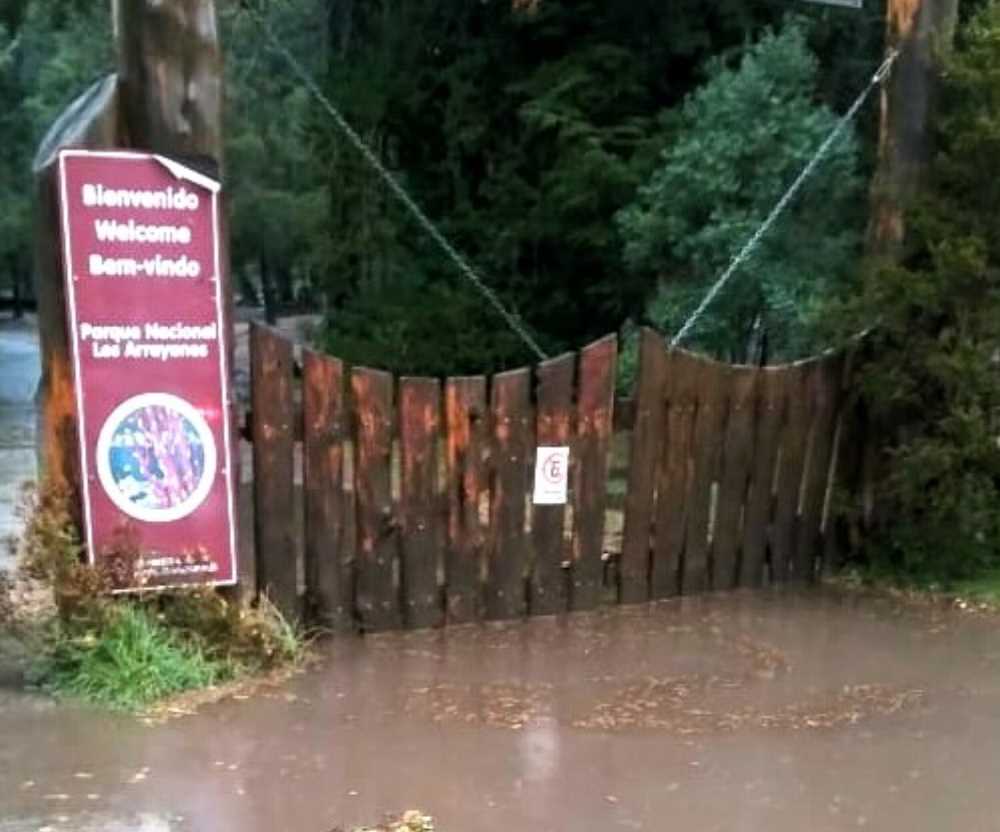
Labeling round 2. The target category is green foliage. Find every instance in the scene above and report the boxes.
[307,0,811,373]
[28,589,305,710]
[310,0,653,371]
[12,481,98,608]
[222,1,329,316]
[615,320,641,395]
[320,273,528,376]
[34,604,224,710]
[10,480,304,710]
[0,24,30,270]
[618,21,864,363]
[0,1,111,300]
[837,2,1000,583]
[151,589,305,673]
[3,1,878,368]
[952,568,1000,605]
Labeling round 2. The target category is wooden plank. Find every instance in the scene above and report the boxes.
[740,368,784,588]
[399,378,445,629]
[681,355,728,593]
[250,324,298,620]
[570,335,617,611]
[620,328,668,604]
[351,367,399,631]
[795,354,846,581]
[531,353,575,615]
[302,348,351,630]
[444,377,487,623]
[712,365,757,591]
[771,362,813,583]
[487,368,532,620]
[650,351,699,598]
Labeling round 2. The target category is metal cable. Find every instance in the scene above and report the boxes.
[669,49,900,349]
[243,2,550,362]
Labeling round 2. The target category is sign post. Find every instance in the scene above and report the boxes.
[57,149,237,590]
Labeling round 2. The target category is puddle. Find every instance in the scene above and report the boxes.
[4,587,1000,830]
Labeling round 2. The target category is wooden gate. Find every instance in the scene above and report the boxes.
[245,325,853,630]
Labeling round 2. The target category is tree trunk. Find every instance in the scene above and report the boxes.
[868,0,959,257]
[114,0,224,169]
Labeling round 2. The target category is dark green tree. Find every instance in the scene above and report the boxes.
[222,0,328,321]
[3,0,882,376]
[840,0,1000,582]
[310,0,809,374]
[0,0,111,314]
[617,22,864,364]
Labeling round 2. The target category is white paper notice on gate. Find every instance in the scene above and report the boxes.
[533,447,570,505]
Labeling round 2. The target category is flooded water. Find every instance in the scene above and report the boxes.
[3,587,1000,831]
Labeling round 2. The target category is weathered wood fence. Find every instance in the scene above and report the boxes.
[246,324,853,631]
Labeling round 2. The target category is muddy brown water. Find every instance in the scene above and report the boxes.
[3,587,1000,832]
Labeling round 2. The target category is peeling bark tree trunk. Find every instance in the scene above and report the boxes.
[868,0,959,257]
[114,0,223,164]
[32,0,227,503]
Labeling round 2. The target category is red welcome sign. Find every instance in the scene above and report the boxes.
[57,150,237,589]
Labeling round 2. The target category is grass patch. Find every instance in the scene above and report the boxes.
[950,568,1000,605]
[26,591,307,711]
[6,481,309,711]
[34,604,226,710]
[828,565,1000,616]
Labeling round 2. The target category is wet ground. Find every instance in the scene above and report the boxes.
[3,586,1000,832]
[0,317,40,571]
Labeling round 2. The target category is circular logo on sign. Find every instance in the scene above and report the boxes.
[96,392,217,523]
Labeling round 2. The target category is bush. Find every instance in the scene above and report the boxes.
[13,481,86,592]
[10,480,306,709]
[149,590,304,673]
[26,589,305,710]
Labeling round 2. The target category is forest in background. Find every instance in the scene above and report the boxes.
[1,0,888,374]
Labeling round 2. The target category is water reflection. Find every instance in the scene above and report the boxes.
[517,718,560,782]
